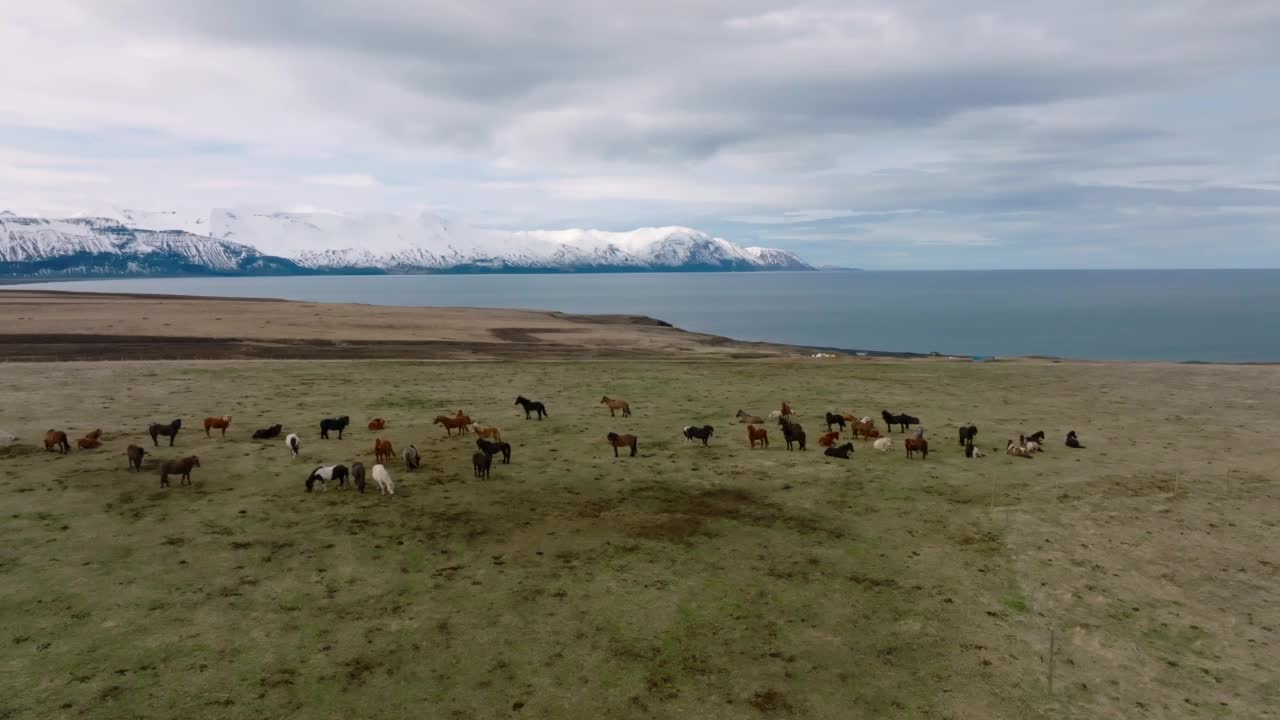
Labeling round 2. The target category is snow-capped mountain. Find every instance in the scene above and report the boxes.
[0,209,812,279]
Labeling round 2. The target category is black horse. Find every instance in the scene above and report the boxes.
[958,425,978,447]
[780,421,806,451]
[319,416,349,439]
[148,419,182,447]
[683,425,714,447]
[252,424,283,440]
[1026,430,1046,444]
[515,396,547,420]
[881,410,920,433]
[476,438,512,464]
[824,442,854,459]
[824,412,847,432]
[1065,431,1084,449]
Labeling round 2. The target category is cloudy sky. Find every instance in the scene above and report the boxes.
[2,1,1278,268]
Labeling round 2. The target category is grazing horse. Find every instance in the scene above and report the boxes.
[434,415,470,436]
[148,419,182,447]
[471,424,503,442]
[818,431,841,447]
[736,410,764,424]
[203,415,231,438]
[851,418,878,439]
[601,396,631,417]
[472,451,492,480]
[77,437,101,450]
[126,444,146,471]
[747,425,769,449]
[824,442,854,459]
[374,438,394,464]
[515,396,548,420]
[44,430,70,454]
[319,416,349,440]
[682,425,714,447]
[160,455,200,487]
[476,438,512,464]
[285,433,300,457]
[880,410,920,433]
[873,437,893,452]
[371,464,395,495]
[904,437,928,459]
[779,420,806,451]
[305,464,349,492]
[1065,431,1084,449]
[402,445,420,471]
[1007,441,1033,458]
[351,462,367,493]
[824,412,847,432]
[367,418,386,431]
[606,432,638,457]
[958,425,978,447]
[253,424,283,440]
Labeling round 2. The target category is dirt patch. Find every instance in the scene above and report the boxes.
[631,515,712,543]
[748,689,794,716]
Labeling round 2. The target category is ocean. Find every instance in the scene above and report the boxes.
[17,270,1280,362]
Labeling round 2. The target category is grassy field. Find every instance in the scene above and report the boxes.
[1,359,1277,719]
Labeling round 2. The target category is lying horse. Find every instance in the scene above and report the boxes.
[873,437,893,452]
[126,444,146,471]
[305,464,349,492]
[84,429,102,442]
[477,438,512,464]
[149,419,182,447]
[682,425,714,447]
[965,444,985,458]
[367,418,386,431]
[515,396,547,420]
[606,432,638,457]
[904,437,928,459]
[824,412,847,431]
[77,436,101,450]
[880,410,920,433]
[818,431,841,447]
[736,410,764,424]
[160,455,200,487]
[203,415,231,438]
[958,425,978,447]
[601,396,631,417]
[472,451,492,480]
[253,424,283,440]
[44,430,70,454]
[852,418,878,439]
[373,438,394,464]
[434,415,470,437]
[824,442,854,459]
[779,420,806,451]
[319,416,349,439]
[402,445,420,471]
[1007,440,1033,458]
[1065,431,1085,449]
[747,425,769,449]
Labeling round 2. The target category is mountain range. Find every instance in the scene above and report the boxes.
[0,209,811,279]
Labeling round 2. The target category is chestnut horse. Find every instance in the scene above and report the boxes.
[77,437,101,450]
[374,438,394,464]
[84,429,103,442]
[368,418,386,431]
[606,432,638,457]
[203,416,231,438]
[851,418,878,439]
[601,396,631,417]
[434,415,470,436]
[160,455,200,487]
[44,430,70,454]
[905,437,928,459]
[471,424,503,442]
[747,424,769,449]
[818,431,841,447]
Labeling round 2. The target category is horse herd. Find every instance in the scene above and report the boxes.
[35,392,1087,492]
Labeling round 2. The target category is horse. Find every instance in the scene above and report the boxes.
[434,415,470,436]
[402,445,420,471]
[305,464,349,492]
[965,444,985,458]
[601,396,631,417]
[373,438,394,464]
[606,432,638,457]
[747,425,769,449]
[905,437,928,459]
[682,425,714,447]
[160,456,200,487]
[1007,440,1033,458]
[1025,430,1046,445]
[1025,440,1042,454]
[958,425,978,447]
[126,444,146,471]
[84,429,102,442]
[351,462,367,492]
[471,424,503,442]
[203,416,231,438]
[367,418,386,431]
[285,433,300,457]
[452,410,474,428]
[873,437,893,452]
[515,396,547,420]
[77,437,101,450]
[148,419,182,447]
[824,412,847,431]
[476,438,512,464]
[824,442,854,459]
[780,401,793,418]
[779,421,806,451]
[851,418,878,439]
[818,431,841,447]
[911,427,925,440]
[736,410,764,424]
[371,464,394,495]
[253,424,283,440]
[881,410,919,433]
[319,416,349,440]
[1065,431,1084,449]
[43,430,70,454]
[472,451,492,480]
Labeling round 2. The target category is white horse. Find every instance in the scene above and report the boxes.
[873,437,893,452]
[372,464,395,495]
[285,433,300,457]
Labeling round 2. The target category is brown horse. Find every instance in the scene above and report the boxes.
[472,451,492,479]
[160,455,200,487]
[818,431,841,447]
[780,401,793,418]
[84,428,103,442]
[470,424,503,442]
[601,396,631,417]
[126,444,146,471]
[736,410,764,424]
[203,416,231,437]
[368,418,386,431]
[44,430,70,453]
[374,438,394,464]
[905,437,928,460]
[851,418,878,439]
[454,410,473,427]
[77,437,102,449]
[606,432,638,457]
[434,415,470,436]
[747,425,769,449]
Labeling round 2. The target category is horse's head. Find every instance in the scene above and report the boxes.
[173,419,183,429]
[190,456,201,467]
[607,432,619,443]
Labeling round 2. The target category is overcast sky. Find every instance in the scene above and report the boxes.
[2,1,1278,268]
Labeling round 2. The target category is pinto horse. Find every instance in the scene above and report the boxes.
[601,396,631,417]
[824,413,847,432]
[434,415,470,436]
[203,416,231,438]
[851,418,878,439]
[149,419,182,447]
[606,432,638,457]
[374,438,394,464]
[747,425,769,449]
[515,396,548,420]
[682,425,714,447]
[44,430,70,454]
[904,437,928,459]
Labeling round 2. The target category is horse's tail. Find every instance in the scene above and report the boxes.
[631,438,638,455]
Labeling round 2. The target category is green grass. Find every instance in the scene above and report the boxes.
[0,358,1276,719]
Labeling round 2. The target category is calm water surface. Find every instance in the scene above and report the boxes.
[20,270,1280,362]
